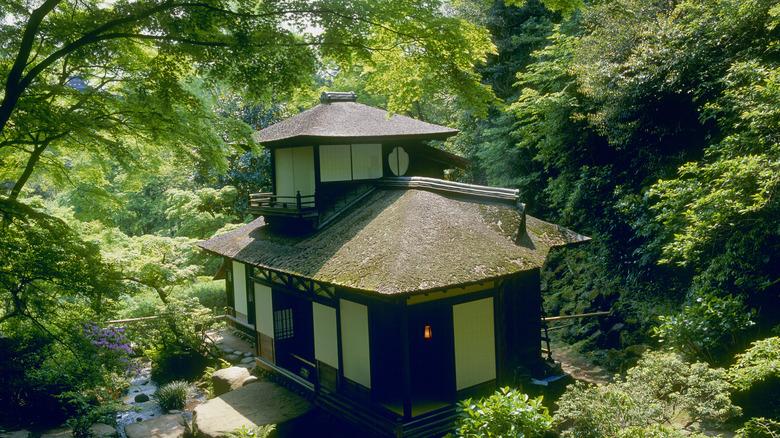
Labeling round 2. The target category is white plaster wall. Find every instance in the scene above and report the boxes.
[453,297,496,390]
[275,146,315,197]
[254,283,274,337]
[313,303,339,368]
[351,144,382,179]
[275,147,294,198]
[319,144,352,182]
[232,261,248,321]
[293,146,315,196]
[340,299,371,388]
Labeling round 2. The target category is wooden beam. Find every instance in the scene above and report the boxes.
[542,311,610,322]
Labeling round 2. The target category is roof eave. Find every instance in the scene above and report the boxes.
[257,132,459,148]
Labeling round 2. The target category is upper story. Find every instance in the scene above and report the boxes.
[248,91,473,229]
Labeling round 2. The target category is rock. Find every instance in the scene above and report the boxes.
[236,362,257,372]
[242,376,259,386]
[193,382,312,438]
[90,423,118,437]
[0,431,30,438]
[124,414,187,438]
[243,351,253,357]
[240,356,255,364]
[223,353,241,363]
[211,366,251,396]
[40,428,71,438]
[625,344,648,357]
[217,345,233,354]
[134,393,150,403]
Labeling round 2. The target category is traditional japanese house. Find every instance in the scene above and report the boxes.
[197,91,588,437]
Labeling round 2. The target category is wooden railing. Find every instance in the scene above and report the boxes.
[249,191,316,211]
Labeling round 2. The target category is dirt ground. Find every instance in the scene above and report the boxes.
[550,342,614,385]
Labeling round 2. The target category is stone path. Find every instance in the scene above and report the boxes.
[193,381,313,438]
[550,343,614,384]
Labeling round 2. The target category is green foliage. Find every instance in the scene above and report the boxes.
[0,198,118,324]
[1,0,498,205]
[138,297,220,384]
[655,292,756,365]
[0,198,128,427]
[199,359,232,399]
[0,313,130,428]
[729,337,780,420]
[227,425,276,438]
[737,417,780,438]
[64,391,121,437]
[555,351,740,437]
[472,0,780,368]
[453,387,552,437]
[729,337,780,391]
[155,380,191,412]
[174,279,227,315]
[163,186,244,239]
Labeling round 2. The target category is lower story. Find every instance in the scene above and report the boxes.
[223,259,545,437]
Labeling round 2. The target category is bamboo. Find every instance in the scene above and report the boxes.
[541,311,610,322]
[104,314,225,325]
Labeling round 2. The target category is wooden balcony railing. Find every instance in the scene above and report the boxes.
[247,191,317,218]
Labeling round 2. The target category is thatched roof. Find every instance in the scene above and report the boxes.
[253,100,459,147]
[198,189,589,296]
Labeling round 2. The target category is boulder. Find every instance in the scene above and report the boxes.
[134,393,150,403]
[40,428,71,438]
[217,345,233,354]
[193,382,312,438]
[240,356,255,364]
[124,414,187,438]
[89,423,118,437]
[223,353,242,363]
[0,431,30,438]
[211,367,250,396]
[242,376,259,386]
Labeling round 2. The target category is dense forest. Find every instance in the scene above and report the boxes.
[1,0,778,436]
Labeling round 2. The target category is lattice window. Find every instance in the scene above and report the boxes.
[274,308,294,340]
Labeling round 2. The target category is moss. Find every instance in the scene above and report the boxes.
[200,189,586,295]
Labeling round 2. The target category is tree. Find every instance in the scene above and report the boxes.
[1,0,498,202]
[0,197,117,327]
[555,351,740,437]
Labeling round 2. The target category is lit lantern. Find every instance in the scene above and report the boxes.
[424,325,432,339]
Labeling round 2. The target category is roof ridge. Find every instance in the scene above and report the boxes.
[379,177,520,204]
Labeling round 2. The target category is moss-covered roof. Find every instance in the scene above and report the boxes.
[198,189,589,295]
[253,101,459,147]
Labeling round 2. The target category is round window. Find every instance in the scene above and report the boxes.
[388,147,409,176]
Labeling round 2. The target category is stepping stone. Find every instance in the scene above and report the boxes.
[124,414,187,438]
[193,382,312,438]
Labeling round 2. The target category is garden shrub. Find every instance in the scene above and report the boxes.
[453,387,553,437]
[0,317,134,428]
[228,425,276,438]
[155,380,191,411]
[737,417,780,438]
[554,351,740,438]
[141,297,220,383]
[729,337,780,419]
[174,279,226,314]
[655,292,755,365]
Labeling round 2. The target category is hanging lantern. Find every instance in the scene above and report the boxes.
[424,325,432,339]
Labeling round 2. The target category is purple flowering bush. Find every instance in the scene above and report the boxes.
[79,322,140,376]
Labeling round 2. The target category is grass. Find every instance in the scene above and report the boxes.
[155,380,190,411]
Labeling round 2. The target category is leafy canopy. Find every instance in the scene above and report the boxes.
[1,0,498,201]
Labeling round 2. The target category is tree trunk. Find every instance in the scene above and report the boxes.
[9,142,49,200]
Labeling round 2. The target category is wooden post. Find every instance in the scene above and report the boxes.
[400,305,412,420]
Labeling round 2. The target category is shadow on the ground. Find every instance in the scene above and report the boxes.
[274,408,368,438]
